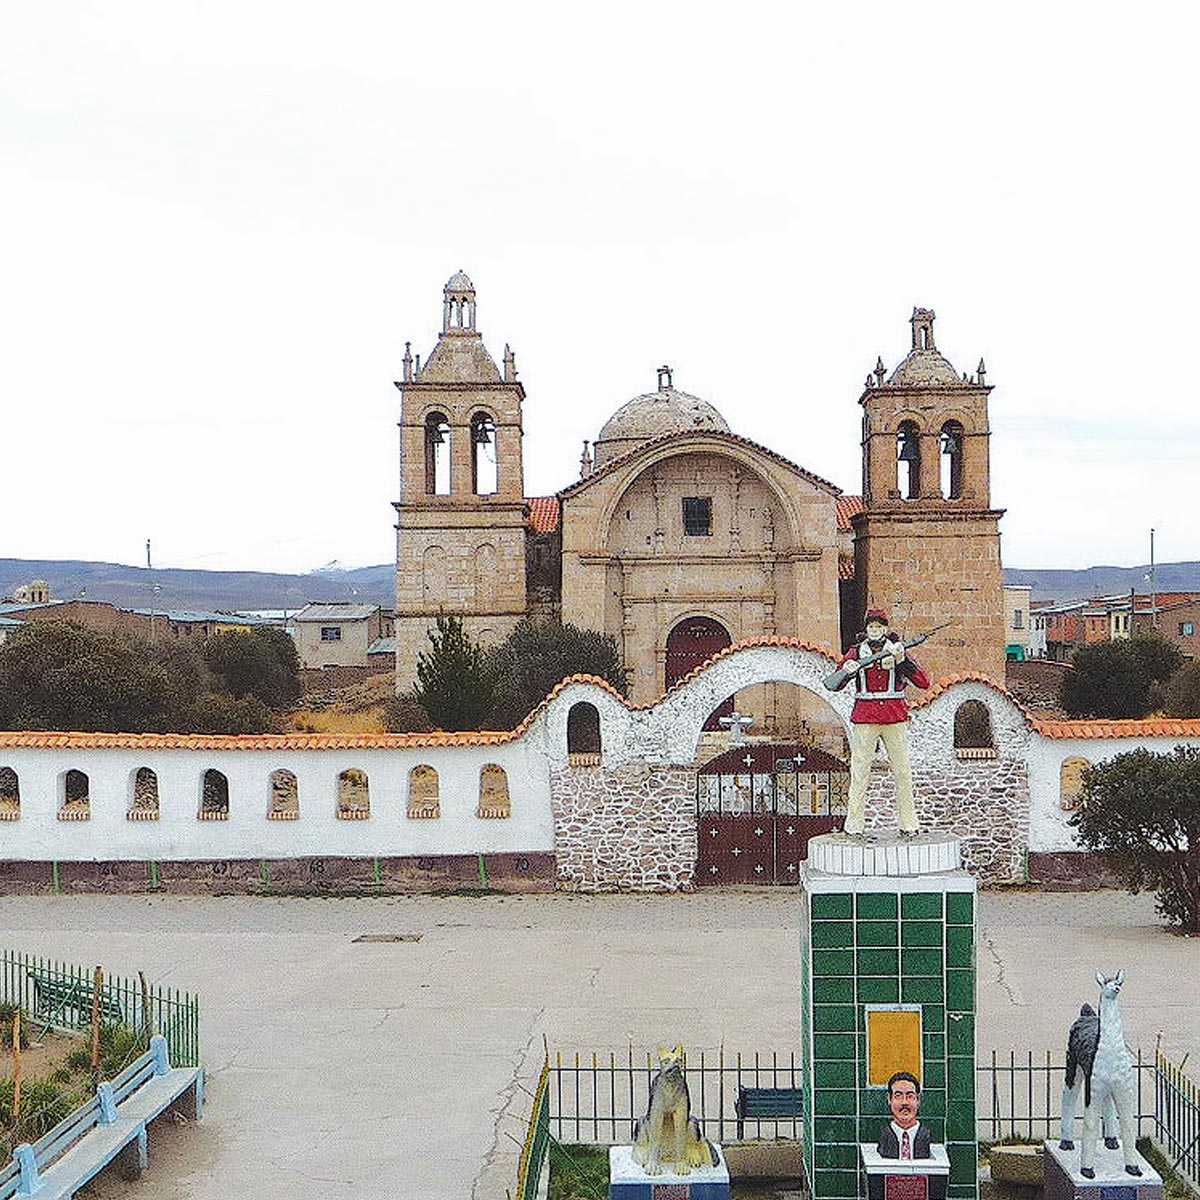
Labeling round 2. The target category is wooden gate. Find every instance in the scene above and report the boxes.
[695,743,849,885]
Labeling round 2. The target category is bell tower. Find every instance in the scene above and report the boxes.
[393,271,528,691]
[852,308,1005,683]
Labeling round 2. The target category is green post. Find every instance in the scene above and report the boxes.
[259,859,269,886]
[51,860,60,893]
[373,857,383,894]
[149,860,160,889]
[476,854,489,889]
[800,836,978,1200]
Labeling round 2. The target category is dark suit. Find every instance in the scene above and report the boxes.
[877,1122,931,1159]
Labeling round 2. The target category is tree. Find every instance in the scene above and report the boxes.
[484,618,628,730]
[413,615,494,731]
[204,627,301,710]
[1060,634,1184,718]
[1162,661,1200,718]
[1073,747,1200,931]
[0,621,179,732]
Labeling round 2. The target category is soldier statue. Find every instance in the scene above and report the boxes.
[825,606,930,839]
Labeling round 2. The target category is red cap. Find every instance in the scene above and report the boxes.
[864,606,889,625]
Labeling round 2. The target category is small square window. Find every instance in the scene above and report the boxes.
[1182,622,1195,637]
[1012,610,1024,630]
[320,627,342,642]
[682,497,712,537]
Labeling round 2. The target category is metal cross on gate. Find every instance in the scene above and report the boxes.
[718,711,754,744]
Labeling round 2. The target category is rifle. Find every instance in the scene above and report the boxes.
[823,621,953,691]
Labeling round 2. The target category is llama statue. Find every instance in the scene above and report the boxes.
[1059,970,1141,1178]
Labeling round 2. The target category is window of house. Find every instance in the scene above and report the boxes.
[682,497,712,537]
[1182,622,1195,637]
[1012,610,1024,630]
[321,627,342,642]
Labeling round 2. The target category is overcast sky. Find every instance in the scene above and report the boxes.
[3,3,1197,577]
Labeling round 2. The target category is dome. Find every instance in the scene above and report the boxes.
[887,348,964,387]
[593,384,730,467]
[444,270,475,294]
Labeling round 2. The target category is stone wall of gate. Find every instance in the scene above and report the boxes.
[548,764,696,892]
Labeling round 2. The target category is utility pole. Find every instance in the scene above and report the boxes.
[147,539,157,647]
[1150,528,1158,632]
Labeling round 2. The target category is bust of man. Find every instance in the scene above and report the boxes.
[877,1072,931,1160]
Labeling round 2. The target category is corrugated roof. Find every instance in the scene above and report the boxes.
[526,496,560,533]
[368,637,396,655]
[836,495,864,531]
[129,608,257,624]
[293,604,380,622]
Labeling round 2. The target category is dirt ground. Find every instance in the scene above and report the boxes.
[0,887,1196,1200]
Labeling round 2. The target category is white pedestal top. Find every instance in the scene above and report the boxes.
[860,1144,952,1176]
[808,833,961,877]
[1044,1138,1162,1186]
[609,1143,730,1186]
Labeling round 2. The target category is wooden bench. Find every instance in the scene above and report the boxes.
[735,1086,804,1139]
[27,971,126,1033]
[0,1034,202,1199]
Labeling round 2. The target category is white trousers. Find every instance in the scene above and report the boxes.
[845,721,918,834]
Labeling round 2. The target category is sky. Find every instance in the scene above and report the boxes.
[2,3,1197,576]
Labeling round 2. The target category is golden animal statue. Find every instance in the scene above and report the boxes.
[632,1046,717,1176]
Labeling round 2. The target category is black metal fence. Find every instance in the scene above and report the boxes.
[0,951,200,1068]
[1156,1049,1199,1195]
[977,1047,1155,1142]
[548,1048,800,1145]
[548,1047,1173,1147]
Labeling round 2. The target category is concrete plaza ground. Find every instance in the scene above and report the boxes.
[1,888,1197,1199]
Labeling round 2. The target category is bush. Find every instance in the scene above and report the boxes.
[0,1002,29,1049]
[1074,746,1200,931]
[484,618,628,730]
[383,694,432,733]
[1061,635,1184,718]
[1162,660,1200,718]
[186,692,280,734]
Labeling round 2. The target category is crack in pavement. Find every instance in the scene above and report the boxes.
[472,1005,547,1200]
[982,928,1021,1006]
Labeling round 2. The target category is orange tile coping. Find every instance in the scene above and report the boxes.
[0,809,19,822]
[125,808,159,821]
[57,809,89,821]
[197,809,228,821]
[0,729,521,750]
[267,809,300,821]
[406,805,440,819]
[336,808,371,820]
[1032,718,1200,740]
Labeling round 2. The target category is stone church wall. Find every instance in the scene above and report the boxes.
[548,763,696,892]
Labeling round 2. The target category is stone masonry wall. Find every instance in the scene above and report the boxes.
[860,758,1029,884]
[549,764,696,892]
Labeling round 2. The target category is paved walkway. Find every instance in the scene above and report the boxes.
[1,888,1196,1199]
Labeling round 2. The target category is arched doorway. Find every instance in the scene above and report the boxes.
[666,616,732,731]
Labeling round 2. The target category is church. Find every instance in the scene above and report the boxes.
[393,272,1005,735]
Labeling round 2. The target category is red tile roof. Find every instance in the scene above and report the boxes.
[0,730,519,751]
[839,555,855,581]
[836,495,864,531]
[526,496,560,533]
[1031,718,1200,740]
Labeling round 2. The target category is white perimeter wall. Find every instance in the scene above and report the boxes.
[0,742,553,860]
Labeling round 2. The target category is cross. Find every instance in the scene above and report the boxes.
[719,711,754,744]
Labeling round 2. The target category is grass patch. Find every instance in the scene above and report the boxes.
[549,1143,608,1200]
[1139,1138,1199,1200]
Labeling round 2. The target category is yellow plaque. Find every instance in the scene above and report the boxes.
[866,1008,922,1087]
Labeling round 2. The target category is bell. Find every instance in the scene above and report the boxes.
[898,435,920,463]
[428,427,445,445]
[472,422,492,446]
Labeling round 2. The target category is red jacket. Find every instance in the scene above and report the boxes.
[835,642,930,724]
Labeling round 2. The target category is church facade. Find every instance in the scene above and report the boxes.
[393,273,1005,728]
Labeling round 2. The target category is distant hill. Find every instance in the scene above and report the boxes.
[2,557,1197,612]
[1004,562,1200,602]
[0,559,394,611]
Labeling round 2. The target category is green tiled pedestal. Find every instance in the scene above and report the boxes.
[800,834,978,1200]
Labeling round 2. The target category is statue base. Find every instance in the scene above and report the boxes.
[609,1144,730,1200]
[861,1143,951,1200]
[807,832,961,877]
[1043,1140,1163,1200]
